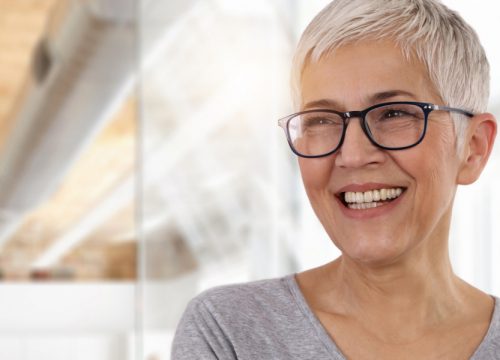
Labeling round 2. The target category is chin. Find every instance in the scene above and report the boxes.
[338,236,410,267]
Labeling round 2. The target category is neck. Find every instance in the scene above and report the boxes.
[322,241,469,341]
[336,252,458,310]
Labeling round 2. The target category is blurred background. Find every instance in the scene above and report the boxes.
[0,0,498,359]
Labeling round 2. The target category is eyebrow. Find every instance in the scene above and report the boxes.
[302,90,417,110]
[371,90,417,102]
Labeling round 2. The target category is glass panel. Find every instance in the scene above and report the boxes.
[0,0,138,358]
[138,1,302,358]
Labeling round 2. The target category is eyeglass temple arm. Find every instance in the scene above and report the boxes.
[277,116,289,128]
[433,105,474,117]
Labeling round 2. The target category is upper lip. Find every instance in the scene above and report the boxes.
[335,182,407,195]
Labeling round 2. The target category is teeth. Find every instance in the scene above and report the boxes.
[343,187,404,207]
[380,188,387,201]
[349,202,379,210]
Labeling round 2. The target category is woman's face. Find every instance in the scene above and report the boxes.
[299,40,463,266]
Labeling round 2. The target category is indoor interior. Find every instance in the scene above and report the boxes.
[0,1,498,359]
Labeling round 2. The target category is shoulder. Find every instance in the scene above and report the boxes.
[472,296,500,359]
[190,275,296,320]
[483,296,500,342]
[199,275,292,300]
[172,275,304,359]
[173,274,347,359]
[176,274,308,339]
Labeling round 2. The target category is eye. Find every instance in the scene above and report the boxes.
[302,114,343,128]
[381,109,414,119]
[369,104,423,123]
[304,117,333,126]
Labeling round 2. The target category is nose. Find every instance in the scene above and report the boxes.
[335,117,385,168]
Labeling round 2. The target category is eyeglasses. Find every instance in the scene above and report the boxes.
[277,101,473,158]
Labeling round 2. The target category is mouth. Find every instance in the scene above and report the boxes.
[338,187,406,210]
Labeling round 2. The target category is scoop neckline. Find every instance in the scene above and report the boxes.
[284,273,500,359]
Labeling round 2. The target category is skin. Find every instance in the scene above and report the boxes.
[295,40,497,359]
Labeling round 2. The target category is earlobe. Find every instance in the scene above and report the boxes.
[457,113,497,185]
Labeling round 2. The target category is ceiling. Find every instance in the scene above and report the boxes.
[0,0,136,280]
[0,1,59,147]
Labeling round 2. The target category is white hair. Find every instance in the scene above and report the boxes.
[292,0,490,151]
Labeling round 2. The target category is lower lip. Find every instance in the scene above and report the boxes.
[336,191,406,220]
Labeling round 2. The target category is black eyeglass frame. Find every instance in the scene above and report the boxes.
[277,101,474,158]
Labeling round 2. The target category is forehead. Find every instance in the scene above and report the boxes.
[300,40,440,109]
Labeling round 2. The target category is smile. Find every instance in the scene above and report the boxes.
[342,187,404,210]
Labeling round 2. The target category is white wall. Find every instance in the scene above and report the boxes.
[0,283,135,360]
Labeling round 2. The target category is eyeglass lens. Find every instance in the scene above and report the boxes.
[287,103,426,156]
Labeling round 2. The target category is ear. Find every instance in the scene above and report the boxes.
[457,113,497,185]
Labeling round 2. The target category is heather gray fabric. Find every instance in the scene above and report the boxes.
[171,274,500,359]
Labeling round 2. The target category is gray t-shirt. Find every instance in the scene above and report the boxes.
[171,274,500,359]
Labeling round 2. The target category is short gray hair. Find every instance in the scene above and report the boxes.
[292,0,490,150]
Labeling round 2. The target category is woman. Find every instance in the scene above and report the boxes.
[172,0,498,358]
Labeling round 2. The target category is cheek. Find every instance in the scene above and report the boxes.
[393,137,458,206]
[424,132,460,185]
[298,157,335,192]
